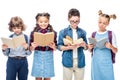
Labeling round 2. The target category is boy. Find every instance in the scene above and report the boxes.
[2,16,31,80]
[57,8,88,80]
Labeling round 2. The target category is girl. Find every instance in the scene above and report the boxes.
[2,16,31,80]
[88,10,118,80]
[30,13,57,80]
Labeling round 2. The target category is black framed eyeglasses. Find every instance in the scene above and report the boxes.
[70,20,80,24]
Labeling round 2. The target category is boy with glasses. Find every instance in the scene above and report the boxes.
[57,8,88,80]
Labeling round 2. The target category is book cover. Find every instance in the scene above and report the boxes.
[34,32,54,47]
[63,36,83,45]
[1,35,26,49]
[88,37,108,48]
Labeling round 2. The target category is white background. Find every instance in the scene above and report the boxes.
[0,0,120,80]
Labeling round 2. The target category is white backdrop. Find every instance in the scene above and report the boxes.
[0,0,120,80]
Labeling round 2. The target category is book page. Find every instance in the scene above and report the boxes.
[96,37,108,48]
[63,35,83,45]
[63,38,72,45]
[13,35,26,48]
[1,37,15,48]
[34,32,54,46]
[88,37,108,48]
[88,37,97,45]
[1,35,26,49]
[73,38,83,45]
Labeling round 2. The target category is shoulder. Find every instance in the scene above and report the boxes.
[30,31,34,35]
[59,27,67,33]
[22,34,29,42]
[9,34,14,38]
[77,27,87,34]
[23,34,28,38]
[107,30,116,37]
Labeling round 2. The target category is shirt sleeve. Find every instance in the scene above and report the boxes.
[57,30,64,51]
[2,48,10,56]
[112,31,117,48]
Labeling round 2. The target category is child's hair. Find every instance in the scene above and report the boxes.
[33,12,54,32]
[8,16,26,32]
[98,10,116,22]
[68,8,80,19]
[35,12,50,21]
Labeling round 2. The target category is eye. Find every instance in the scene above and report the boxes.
[99,21,101,24]
[70,20,80,24]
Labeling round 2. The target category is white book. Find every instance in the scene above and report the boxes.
[88,37,108,48]
[63,36,83,45]
[1,35,26,49]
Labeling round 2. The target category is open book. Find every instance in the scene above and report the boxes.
[34,32,54,47]
[1,35,26,49]
[63,36,83,45]
[88,37,108,48]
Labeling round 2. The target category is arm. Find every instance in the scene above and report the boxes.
[57,29,75,51]
[81,30,88,50]
[49,31,57,50]
[60,45,78,51]
[57,29,80,51]
[2,44,10,56]
[105,42,118,53]
[22,34,32,55]
[88,44,94,52]
[105,32,118,53]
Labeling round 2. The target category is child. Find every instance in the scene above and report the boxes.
[2,16,31,80]
[88,10,118,80]
[57,8,88,80]
[29,13,57,80]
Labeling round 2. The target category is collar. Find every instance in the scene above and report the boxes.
[14,32,23,36]
[68,25,80,31]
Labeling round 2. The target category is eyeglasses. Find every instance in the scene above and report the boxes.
[70,20,80,24]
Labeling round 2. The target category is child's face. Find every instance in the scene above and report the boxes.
[68,16,80,29]
[12,27,22,35]
[98,16,109,32]
[37,16,49,29]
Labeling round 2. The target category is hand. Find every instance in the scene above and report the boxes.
[67,44,78,50]
[48,42,56,50]
[2,44,8,50]
[105,42,112,49]
[30,42,38,51]
[88,44,94,52]
[88,44,94,49]
[105,42,118,53]
[79,41,85,47]
[77,41,87,49]
[21,43,28,50]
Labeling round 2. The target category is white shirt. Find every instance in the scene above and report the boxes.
[72,28,78,58]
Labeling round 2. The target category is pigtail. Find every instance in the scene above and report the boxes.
[98,10,117,22]
[98,10,103,15]
[48,24,54,32]
[109,14,117,19]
